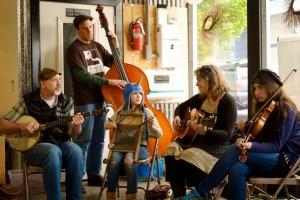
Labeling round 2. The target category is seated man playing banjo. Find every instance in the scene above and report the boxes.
[0,68,85,200]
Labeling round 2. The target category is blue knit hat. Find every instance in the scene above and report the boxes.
[123,76,144,112]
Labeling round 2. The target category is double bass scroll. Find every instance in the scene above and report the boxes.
[96,4,174,156]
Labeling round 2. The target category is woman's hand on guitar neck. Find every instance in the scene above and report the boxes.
[236,120,247,131]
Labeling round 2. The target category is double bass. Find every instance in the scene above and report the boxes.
[96,5,174,156]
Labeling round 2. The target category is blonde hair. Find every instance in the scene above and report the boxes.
[194,65,229,101]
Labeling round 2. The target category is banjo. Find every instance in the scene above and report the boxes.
[5,108,108,152]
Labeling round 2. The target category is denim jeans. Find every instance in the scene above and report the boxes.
[73,102,106,176]
[198,144,279,200]
[107,146,148,193]
[25,141,84,200]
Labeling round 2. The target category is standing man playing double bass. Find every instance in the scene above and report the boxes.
[66,15,126,187]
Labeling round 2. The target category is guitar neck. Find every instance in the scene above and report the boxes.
[40,111,98,130]
[103,26,127,81]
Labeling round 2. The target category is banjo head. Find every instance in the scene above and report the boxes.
[5,116,40,152]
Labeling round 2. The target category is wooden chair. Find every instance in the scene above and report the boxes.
[98,113,162,199]
[247,157,300,200]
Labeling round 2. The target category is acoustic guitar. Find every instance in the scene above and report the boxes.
[5,108,108,152]
[174,106,216,144]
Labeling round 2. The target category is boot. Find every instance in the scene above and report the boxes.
[106,191,116,200]
[126,193,137,200]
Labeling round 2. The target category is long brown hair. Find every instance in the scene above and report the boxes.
[194,65,229,101]
[250,82,300,120]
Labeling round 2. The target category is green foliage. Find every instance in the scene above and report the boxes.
[197,0,247,62]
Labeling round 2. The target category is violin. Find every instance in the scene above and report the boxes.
[239,100,276,162]
[238,69,297,163]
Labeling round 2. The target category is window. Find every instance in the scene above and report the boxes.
[195,0,248,120]
[267,0,300,108]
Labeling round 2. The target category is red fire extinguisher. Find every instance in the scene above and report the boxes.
[129,17,145,51]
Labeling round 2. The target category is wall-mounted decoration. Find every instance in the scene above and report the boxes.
[200,3,224,43]
[65,8,91,17]
[282,0,300,27]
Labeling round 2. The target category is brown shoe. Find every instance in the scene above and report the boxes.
[126,193,137,200]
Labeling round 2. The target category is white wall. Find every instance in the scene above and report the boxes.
[277,34,300,108]
[40,2,114,72]
[0,0,19,116]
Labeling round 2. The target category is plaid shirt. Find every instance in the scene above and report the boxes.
[2,100,28,122]
[2,99,73,134]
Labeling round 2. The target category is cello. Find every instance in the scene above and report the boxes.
[239,69,297,162]
[96,5,174,156]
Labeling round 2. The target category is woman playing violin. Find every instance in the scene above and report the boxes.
[195,69,300,200]
[164,65,237,199]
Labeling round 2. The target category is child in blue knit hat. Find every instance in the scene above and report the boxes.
[104,77,162,200]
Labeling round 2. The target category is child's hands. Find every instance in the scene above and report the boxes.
[106,121,117,129]
[147,116,158,133]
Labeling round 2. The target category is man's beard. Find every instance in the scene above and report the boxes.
[54,88,62,96]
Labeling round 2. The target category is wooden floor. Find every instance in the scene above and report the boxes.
[19,179,166,200]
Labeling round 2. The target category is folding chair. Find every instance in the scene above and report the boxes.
[247,157,300,200]
[21,153,45,200]
[210,178,227,200]
[98,113,161,199]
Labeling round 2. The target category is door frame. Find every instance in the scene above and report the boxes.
[30,0,122,90]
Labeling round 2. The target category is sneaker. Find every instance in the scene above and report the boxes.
[184,188,206,200]
[87,174,104,186]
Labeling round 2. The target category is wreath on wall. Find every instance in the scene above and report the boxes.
[200,3,224,43]
[282,0,300,27]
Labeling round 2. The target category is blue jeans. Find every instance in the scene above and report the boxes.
[107,146,148,193]
[198,144,279,200]
[73,102,106,176]
[25,141,84,200]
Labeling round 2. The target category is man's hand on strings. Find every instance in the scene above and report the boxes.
[22,121,40,134]
[108,79,127,89]
[107,31,119,48]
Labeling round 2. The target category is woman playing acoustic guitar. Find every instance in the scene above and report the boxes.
[164,65,237,199]
[195,69,300,200]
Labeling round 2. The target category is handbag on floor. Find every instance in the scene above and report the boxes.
[145,184,171,200]
[0,184,20,200]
